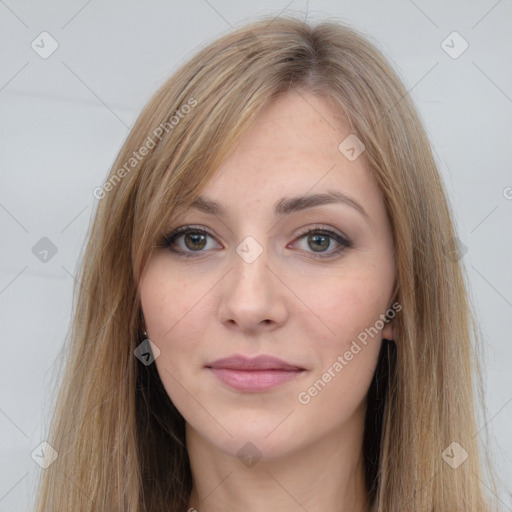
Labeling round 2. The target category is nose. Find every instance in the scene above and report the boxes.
[217,239,288,333]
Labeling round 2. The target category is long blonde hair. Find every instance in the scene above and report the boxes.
[33,15,500,511]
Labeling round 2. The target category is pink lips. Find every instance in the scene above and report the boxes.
[206,355,306,392]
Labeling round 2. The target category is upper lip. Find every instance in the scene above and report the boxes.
[206,355,305,371]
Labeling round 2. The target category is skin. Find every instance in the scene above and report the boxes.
[139,90,396,512]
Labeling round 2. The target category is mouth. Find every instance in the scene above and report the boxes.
[205,354,307,392]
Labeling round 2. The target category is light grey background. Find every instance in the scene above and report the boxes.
[1,1,511,510]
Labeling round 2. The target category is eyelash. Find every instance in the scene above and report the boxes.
[159,225,352,260]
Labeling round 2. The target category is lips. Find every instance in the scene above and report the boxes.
[206,355,306,392]
[206,354,305,371]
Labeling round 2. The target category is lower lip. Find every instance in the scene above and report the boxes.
[208,368,304,391]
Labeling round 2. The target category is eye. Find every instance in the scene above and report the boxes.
[290,227,352,259]
[160,225,352,259]
[160,226,221,257]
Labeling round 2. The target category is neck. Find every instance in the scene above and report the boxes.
[185,411,370,512]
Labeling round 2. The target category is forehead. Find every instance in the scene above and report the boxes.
[191,91,384,223]
[236,90,348,155]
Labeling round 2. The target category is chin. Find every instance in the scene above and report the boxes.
[188,414,301,461]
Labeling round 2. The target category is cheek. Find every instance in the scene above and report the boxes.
[140,258,210,344]
[139,267,205,411]
[294,273,388,417]
[139,260,208,409]
[297,269,391,347]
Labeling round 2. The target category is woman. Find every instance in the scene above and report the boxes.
[34,15,499,512]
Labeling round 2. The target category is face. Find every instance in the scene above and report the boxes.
[139,90,396,461]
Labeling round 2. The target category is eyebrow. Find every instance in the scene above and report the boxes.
[190,190,369,221]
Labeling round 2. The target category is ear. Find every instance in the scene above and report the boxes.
[382,318,395,341]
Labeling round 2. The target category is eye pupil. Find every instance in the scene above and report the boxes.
[185,233,207,250]
[308,234,329,252]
